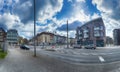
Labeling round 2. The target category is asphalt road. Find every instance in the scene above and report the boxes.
[29,46,120,64]
[1,46,120,72]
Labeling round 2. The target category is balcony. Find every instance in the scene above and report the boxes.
[83,30,89,33]
[79,37,82,39]
[83,33,89,38]
[94,31,103,37]
[94,26,103,31]
[94,34,100,37]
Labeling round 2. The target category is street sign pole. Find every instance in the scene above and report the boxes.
[33,0,36,57]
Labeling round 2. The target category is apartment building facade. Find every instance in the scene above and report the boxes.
[76,18,106,47]
[7,29,18,45]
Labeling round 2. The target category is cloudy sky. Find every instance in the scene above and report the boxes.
[0,0,120,39]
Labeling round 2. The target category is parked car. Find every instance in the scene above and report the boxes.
[20,45,30,50]
[84,44,96,49]
[73,44,81,49]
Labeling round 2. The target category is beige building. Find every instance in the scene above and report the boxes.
[30,32,70,45]
[37,32,54,45]
[69,38,76,44]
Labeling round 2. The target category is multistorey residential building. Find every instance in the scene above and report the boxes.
[76,18,106,47]
[113,29,120,45]
[0,28,6,44]
[7,29,18,45]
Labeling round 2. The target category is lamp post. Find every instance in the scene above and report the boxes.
[67,20,69,48]
[33,0,36,57]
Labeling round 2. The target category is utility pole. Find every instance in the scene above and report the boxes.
[33,0,36,57]
[67,20,69,48]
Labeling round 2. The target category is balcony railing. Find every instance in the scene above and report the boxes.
[94,26,103,30]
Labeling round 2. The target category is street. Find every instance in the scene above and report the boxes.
[29,45,120,64]
[0,46,120,72]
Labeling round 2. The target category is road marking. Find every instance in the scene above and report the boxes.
[99,56,105,62]
[91,53,98,55]
[109,53,113,54]
[82,53,89,55]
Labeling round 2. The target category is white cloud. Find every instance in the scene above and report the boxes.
[76,0,85,2]
[68,0,85,3]
[0,13,20,29]
[91,13,100,19]
[38,0,63,24]
[69,30,76,38]
[69,9,91,23]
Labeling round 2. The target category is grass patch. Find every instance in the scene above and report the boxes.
[0,52,7,59]
[0,48,7,59]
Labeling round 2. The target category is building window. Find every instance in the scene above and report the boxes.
[79,30,82,34]
[94,31,100,37]
[84,33,89,38]
[94,26,103,30]
[94,26,104,37]
[78,30,83,39]
[83,29,89,33]
[83,27,89,38]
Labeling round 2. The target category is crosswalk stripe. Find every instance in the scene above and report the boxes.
[99,56,105,62]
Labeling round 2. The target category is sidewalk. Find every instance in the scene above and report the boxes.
[0,48,47,72]
[0,47,87,72]
[97,46,120,49]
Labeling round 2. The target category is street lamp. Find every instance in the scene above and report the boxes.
[33,0,36,57]
[67,20,69,48]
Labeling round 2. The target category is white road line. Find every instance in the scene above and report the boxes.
[109,53,113,54]
[82,53,89,55]
[99,56,105,62]
[91,53,98,55]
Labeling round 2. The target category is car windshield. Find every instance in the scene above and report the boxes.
[0,0,120,72]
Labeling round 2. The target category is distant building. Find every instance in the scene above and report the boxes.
[55,35,66,44]
[69,38,76,46]
[106,36,113,45]
[113,29,120,45]
[18,36,28,45]
[36,32,54,45]
[30,32,68,45]
[0,28,6,44]
[7,29,18,45]
[76,18,106,47]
